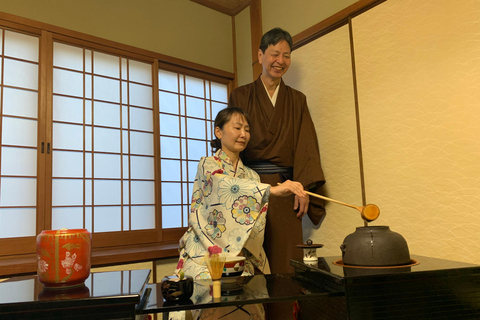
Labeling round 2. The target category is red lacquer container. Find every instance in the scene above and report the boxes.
[36,229,92,288]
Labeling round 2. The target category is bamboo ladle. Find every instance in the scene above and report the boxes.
[278,183,380,222]
[305,190,380,222]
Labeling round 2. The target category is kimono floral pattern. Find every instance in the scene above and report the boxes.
[217,177,253,209]
[190,189,204,214]
[202,172,213,197]
[212,155,223,169]
[174,258,185,275]
[227,228,245,251]
[205,209,226,239]
[231,195,260,225]
[184,230,206,258]
[248,205,268,239]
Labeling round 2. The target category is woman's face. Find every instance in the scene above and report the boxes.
[215,113,250,157]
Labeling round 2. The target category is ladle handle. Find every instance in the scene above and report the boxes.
[304,190,360,211]
[276,183,361,211]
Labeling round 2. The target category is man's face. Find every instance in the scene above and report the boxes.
[258,40,291,81]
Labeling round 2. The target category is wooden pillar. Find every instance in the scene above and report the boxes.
[249,0,263,80]
[231,16,238,90]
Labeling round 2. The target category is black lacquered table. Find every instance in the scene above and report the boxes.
[4,255,474,320]
[292,255,480,319]
[139,273,343,319]
[0,269,151,320]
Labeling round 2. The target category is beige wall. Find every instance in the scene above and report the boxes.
[284,24,363,257]
[0,0,233,72]
[285,0,480,264]
[261,0,356,36]
[234,0,357,86]
[234,7,253,87]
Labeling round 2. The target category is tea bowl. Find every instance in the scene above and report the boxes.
[222,256,246,278]
[160,275,194,302]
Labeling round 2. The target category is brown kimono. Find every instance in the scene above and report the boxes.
[228,76,326,274]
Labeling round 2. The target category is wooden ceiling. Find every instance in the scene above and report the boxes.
[190,0,252,16]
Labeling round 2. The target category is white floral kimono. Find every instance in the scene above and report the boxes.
[170,149,271,320]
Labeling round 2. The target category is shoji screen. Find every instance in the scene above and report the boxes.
[0,30,39,239]
[158,70,228,228]
[52,42,156,234]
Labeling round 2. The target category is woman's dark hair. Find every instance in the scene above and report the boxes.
[259,27,293,53]
[210,107,250,152]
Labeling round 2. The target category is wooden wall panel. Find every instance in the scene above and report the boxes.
[352,0,480,264]
[286,0,480,264]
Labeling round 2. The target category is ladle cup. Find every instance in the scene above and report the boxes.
[305,191,380,222]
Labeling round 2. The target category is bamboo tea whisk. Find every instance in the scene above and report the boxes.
[205,253,225,300]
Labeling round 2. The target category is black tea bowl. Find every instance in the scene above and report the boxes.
[161,275,194,302]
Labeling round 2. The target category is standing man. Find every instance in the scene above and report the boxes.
[228,27,326,276]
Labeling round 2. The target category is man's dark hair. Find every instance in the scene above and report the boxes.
[259,27,293,53]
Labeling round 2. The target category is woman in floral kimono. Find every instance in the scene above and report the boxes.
[170,107,306,320]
